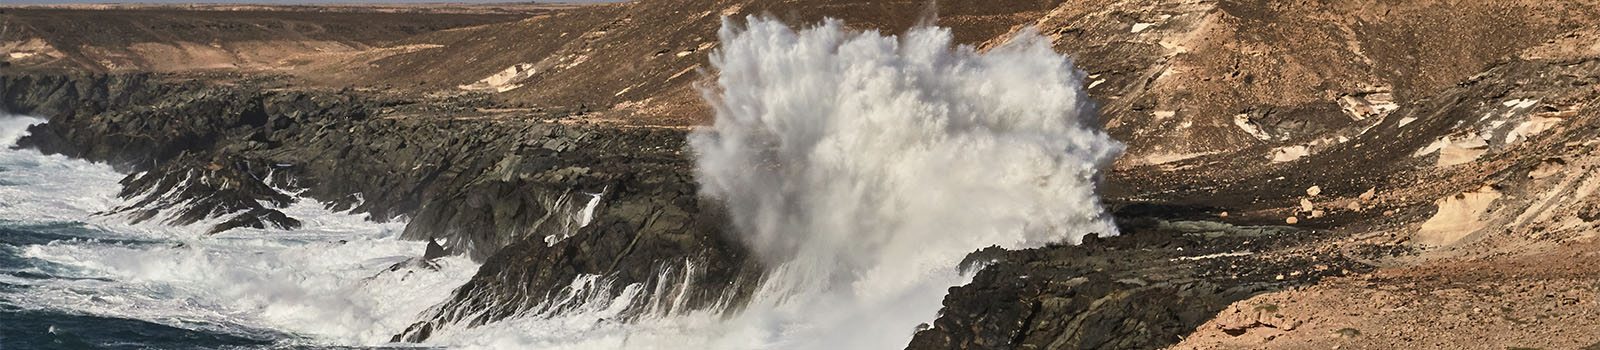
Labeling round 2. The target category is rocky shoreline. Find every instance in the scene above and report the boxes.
[1,71,1392,348]
[1,72,763,343]
[8,0,1600,347]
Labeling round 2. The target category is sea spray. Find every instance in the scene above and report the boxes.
[691,16,1123,348]
[435,15,1125,350]
[0,114,479,346]
[117,14,1132,349]
[0,115,45,147]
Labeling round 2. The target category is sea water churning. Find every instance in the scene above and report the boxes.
[690,16,1124,349]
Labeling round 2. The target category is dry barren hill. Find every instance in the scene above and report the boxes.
[4,1,1600,349]
[280,0,1597,161]
[11,0,1590,155]
[0,6,539,72]
[316,0,1069,126]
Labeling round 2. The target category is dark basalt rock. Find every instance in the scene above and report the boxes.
[907,218,1377,350]
[111,155,301,233]
[424,239,450,260]
[0,70,1409,348]
[1,71,758,342]
[393,165,760,342]
[3,72,580,257]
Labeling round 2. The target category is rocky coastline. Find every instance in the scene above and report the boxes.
[5,1,1600,347]
[1,71,1385,348]
[1,71,762,343]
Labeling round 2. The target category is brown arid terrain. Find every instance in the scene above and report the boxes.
[0,4,547,73]
[1176,239,1600,349]
[4,0,1600,349]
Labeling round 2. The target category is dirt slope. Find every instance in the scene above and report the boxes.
[302,0,1598,162]
[0,7,535,72]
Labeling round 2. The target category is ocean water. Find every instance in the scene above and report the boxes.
[0,115,479,349]
[1,15,1117,350]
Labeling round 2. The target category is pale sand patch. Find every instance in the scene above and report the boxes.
[1436,136,1489,167]
[1414,185,1501,246]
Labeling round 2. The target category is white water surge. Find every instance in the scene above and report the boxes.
[3,14,1120,349]
[0,114,478,346]
[691,16,1122,349]
[432,16,1122,350]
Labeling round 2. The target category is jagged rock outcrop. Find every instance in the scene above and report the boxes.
[393,164,759,342]
[1,72,715,259]
[6,2,1600,348]
[1,72,758,342]
[908,49,1600,349]
[907,218,1378,350]
[112,155,302,233]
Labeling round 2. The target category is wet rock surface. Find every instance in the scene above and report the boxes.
[394,166,759,342]
[4,2,1600,347]
[1,72,727,259]
[1,71,757,342]
[6,53,1597,347]
[111,155,302,233]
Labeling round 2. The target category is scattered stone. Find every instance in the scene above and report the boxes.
[1306,186,1322,196]
[1347,201,1363,211]
[1577,202,1598,222]
[1286,216,1299,224]
[1359,187,1377,201]
[1300,198,1315,212]
[1335,327,1362,338]
[1311,210,1325,218]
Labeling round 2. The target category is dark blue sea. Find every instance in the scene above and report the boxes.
[0,116,474,349]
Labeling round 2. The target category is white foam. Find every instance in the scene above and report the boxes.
[576,189,604,228]
[432,264,744,350]
[420,16,1122,350]
[0,115,45,147]
[694,15,1118,348]
[0,116,126,225]
[432,16,1111,350]
[10,14,1123,349]
[0,114,478,346]
[544,189,609,246]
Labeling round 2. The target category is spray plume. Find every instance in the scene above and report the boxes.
[690,15,1124,349]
